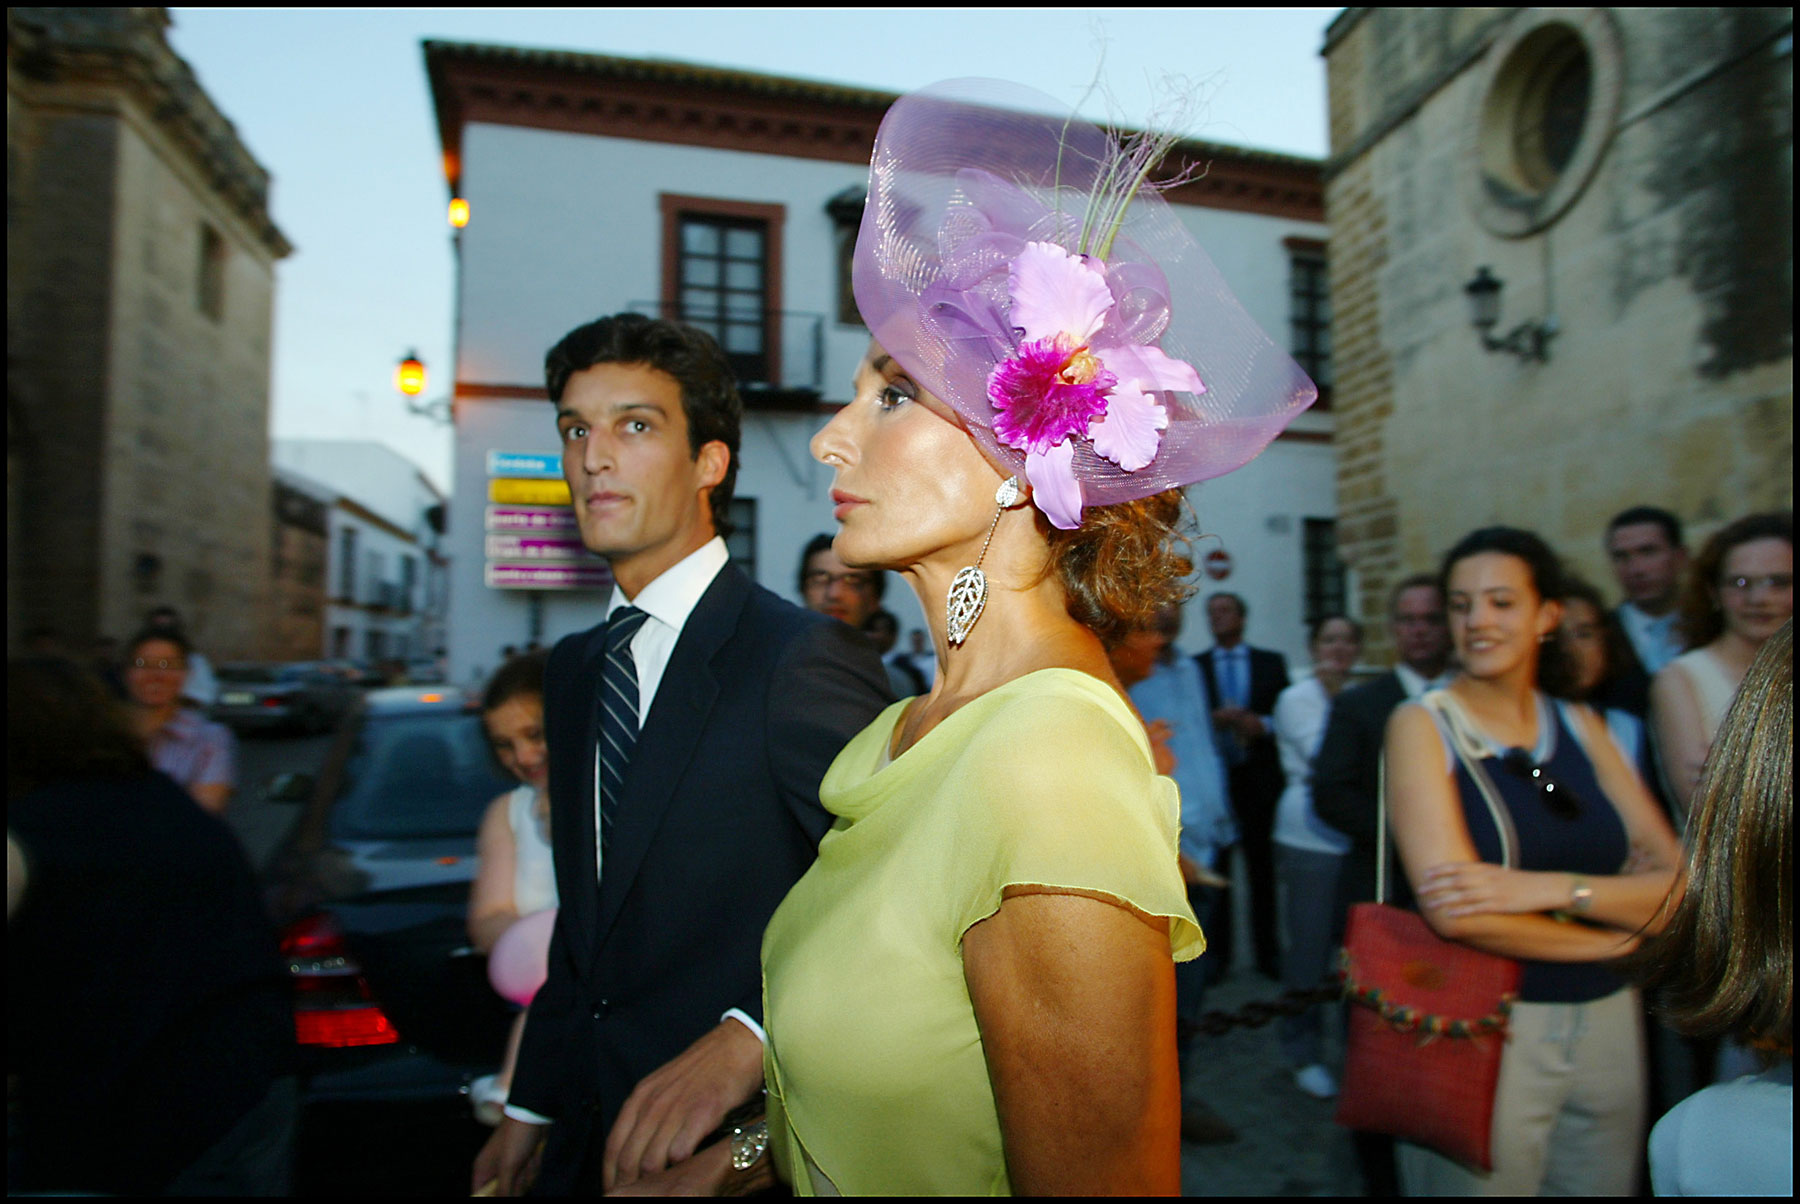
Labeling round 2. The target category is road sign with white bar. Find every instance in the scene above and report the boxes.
[486,450,562,479]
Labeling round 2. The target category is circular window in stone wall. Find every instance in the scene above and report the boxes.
[1464,9,1623,239]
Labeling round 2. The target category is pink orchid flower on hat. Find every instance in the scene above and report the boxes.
[985,241,1204,529]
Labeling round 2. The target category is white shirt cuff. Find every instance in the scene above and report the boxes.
[501,1102,553,1125]
[721,1008,767,1046]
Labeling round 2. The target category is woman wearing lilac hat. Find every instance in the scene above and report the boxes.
[748,80,1316,1195]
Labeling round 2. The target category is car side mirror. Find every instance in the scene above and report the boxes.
[265,772,314,803]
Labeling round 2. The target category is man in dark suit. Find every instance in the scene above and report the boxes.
[1311,572,1449,1197]
[1312,573,1450,926]
[473,314,890,1196]
[1596,506,1689,719]
[1196,591,1290,981]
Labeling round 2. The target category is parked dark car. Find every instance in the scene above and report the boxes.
[213,661,360,734]
[263,687,518,1142]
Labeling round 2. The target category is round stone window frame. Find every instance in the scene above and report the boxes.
[1463,8,1624,239]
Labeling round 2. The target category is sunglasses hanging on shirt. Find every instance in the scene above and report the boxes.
[1498,748,1581,820]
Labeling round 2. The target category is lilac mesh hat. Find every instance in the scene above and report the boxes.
[853,78,1317,529]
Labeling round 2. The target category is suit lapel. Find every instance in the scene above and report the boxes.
[553,622,610,988]
[592,564,750,946]
[1195,651,1219,707]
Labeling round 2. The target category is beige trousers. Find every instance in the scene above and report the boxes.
[1399,987,1646,1196]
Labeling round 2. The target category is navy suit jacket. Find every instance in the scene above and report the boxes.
[1196,644,1290,805]
[509,562,890,1190]
[1311,670,1415,913]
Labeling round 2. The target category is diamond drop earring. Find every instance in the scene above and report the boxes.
[946,476,1022,646]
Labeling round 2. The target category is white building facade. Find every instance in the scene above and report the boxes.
[425,46,1339,687]
[273,440,449,665]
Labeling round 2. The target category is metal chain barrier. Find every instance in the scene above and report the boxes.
[1178,978,1344,1041]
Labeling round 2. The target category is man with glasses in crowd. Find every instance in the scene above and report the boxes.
[798,533,923,698]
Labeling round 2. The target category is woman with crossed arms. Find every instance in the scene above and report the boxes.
[1385,527,1682,1195]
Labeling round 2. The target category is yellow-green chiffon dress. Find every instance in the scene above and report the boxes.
[761,668,1204,1195]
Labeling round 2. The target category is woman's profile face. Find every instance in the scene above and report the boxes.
[1311,618,1362,677]
[1716,537,1793,647]
[124,637,188,710]
[809,342,1008,572]
[1559,596,1608,698]
[1445,552,1560,684]
[485,694,548,791]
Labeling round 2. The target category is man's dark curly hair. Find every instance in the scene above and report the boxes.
[545,313,743,537]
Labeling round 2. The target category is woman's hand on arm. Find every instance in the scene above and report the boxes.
[963,887,1181,1197]
[1568,703,1683,931]
[467,795,521,953]
[1385,706,1641,964]
[1410,706,1682,933]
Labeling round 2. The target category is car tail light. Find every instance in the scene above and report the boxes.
[262,696,285,708]
[280,912,401,1048]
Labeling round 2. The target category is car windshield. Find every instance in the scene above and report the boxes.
[329,711,514,840]
[219,665,278,684]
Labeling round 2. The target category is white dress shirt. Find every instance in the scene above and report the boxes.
[1271,677,1348,854]
[1394,662,1451,701]
[595,536,729,882]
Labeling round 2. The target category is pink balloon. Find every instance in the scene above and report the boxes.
[488,907,557,1006]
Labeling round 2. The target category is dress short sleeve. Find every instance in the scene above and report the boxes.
[946,673,1203,961]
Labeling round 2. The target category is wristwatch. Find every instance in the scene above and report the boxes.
[729,1119,769,1172]
[1569,875,1594,915]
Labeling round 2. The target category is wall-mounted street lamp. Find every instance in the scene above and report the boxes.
[448,197,470,229]
[395,350,450,424]
[1464,266,1557,363]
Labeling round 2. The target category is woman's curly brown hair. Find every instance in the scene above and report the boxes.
[1677,510,1793,648]
[1037,488,1195,647]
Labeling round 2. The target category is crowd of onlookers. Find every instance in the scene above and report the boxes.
[1103,504,1791,1196]
[9,503,1788,1196]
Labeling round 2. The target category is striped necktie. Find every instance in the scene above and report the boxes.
[598,606,649,855]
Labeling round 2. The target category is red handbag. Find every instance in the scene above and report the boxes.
[1333,691,1523,1173]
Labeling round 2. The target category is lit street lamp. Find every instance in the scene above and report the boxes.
[395,350,450,423]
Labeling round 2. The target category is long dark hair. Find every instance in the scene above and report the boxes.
[1557,576,1636,702]
[1439,526,1574,697]
[1630,621,1792,1057]
[8,658,151,801]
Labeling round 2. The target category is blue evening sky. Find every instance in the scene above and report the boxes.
[165,7,1338,492]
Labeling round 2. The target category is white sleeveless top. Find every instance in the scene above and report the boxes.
[505,784,558,916]
[1664,646,1739,741]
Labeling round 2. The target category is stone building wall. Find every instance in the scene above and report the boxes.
[1323,8,1792,655]
[6,8,290,659]
[268,476,328,662]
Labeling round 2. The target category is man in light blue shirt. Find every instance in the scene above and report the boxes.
[1606,506,1689,677]
[1115,604,1238,1144]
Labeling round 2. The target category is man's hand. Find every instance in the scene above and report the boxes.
[603,1019,766,1190]
[1145,719,1177,776]
[1178,854,1229,890]
[606,1138,777,1197]
[472,1116,546,1197]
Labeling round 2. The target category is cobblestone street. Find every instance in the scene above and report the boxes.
[1180,966,1360,1196]
[1180,859,1361,1197]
